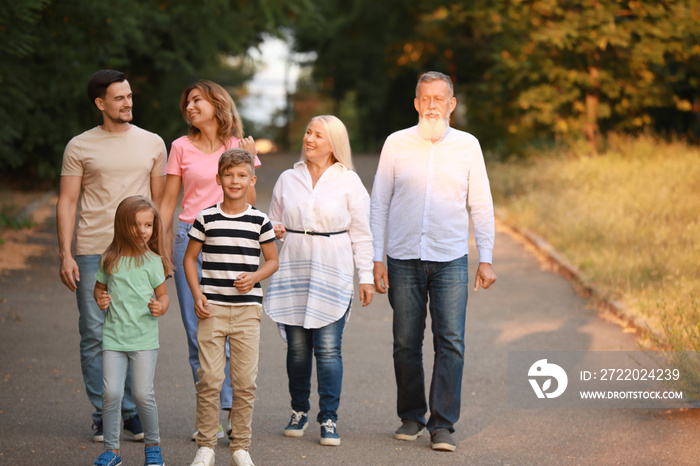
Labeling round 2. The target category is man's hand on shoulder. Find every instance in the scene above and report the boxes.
[474,262,497,291]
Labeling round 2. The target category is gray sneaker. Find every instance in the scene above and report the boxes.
[394,420,425,441]
[430,428,456,451]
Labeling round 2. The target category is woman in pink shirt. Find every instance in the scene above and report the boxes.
[159,80,261,438]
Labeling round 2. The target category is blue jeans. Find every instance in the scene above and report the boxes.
[103,350,160,449]
[387,255,469,433]
[75,255,137,423]
[285,312,347,423]
[173,221,233,409]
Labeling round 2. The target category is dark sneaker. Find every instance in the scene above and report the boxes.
[92,420,104,442]
[123,414,145,441]
[283,410,309,437]
[430,428,457,451]
[144,445,164,466]
[394,420,425,441]
[94,451,122,466]
[319,419,340,446]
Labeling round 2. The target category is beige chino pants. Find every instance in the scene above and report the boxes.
[194,303,261,451]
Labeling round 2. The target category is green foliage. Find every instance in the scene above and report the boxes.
[0,0,309,181]
[290,0,700,153]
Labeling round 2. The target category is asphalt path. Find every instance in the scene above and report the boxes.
[1,153,699,465]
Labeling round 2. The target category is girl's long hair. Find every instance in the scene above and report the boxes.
[100,196,173,277]
[180,80,244,149]
[301,115,354,171]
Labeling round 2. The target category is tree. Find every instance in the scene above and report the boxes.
[289,0,700,154]
[0,0,311,183]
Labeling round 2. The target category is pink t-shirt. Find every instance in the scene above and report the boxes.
[166,136,262,223]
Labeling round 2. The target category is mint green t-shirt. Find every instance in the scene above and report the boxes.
[96,252,166,352]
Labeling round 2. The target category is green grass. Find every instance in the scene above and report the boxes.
[488,134,700,338]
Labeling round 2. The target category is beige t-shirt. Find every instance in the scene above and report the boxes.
[61,125,167,255]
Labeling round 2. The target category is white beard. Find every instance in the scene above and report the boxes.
[417,115,449,141]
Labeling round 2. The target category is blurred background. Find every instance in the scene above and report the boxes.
[1,0,698,184]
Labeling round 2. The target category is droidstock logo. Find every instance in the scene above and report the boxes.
[528,359,568,399]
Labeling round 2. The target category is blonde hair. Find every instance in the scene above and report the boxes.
[301,115,354,171]
[100,196,173,277]
[180,80,244,148]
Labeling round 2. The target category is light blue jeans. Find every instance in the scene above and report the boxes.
[102,350,160,449]
[173,221,233,409]
[75,255,137,423]
[387,255,469,433]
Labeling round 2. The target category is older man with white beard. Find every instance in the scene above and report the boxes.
[370,71,497,452]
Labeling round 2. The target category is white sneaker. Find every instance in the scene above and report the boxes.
[191,423,225,441]
[231,450,255,466]
[190,446,215,466]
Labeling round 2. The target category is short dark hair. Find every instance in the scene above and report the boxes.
[87,70,126,104]
[218,148,255,176]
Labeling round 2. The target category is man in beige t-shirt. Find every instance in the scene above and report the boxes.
[56,69,166,442]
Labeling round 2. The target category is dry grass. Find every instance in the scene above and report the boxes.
[489,134,700,337]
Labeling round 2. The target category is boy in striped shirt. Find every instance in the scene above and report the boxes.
[184,148,279,466]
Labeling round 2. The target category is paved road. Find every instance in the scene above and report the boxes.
[1,153,699,465]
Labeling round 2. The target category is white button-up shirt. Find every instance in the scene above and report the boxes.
[264,161,374,328]
[370,126,494,264]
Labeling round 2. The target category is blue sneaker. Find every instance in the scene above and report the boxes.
[144,445,164,466]
[92,420,104,442]
[94,451,122,466]
[319,419,340,446]
[124,414,145,441]
[283,410,308,437]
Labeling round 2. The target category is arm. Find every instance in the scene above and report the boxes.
[467,138,497,290]
[93,281,110,310]
[347,176,376,306]
[234,241,279,294]
[56,175,82,291]
[268,174,286,239]
[148,282,170,317]
[246,185,257,206]
[240,136,258,205]
[159,174,182,259]
[150,175,166,207]
[370,140,395,293]
[183,239,210,318]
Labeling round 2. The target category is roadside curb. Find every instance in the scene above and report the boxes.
[495,208,652,339]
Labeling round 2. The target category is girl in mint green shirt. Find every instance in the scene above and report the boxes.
[93,196,173,466]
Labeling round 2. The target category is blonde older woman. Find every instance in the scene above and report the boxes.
[264,115,375,446]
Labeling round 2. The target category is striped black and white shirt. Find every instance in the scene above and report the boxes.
[188,204,275,306]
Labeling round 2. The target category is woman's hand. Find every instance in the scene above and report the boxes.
[240,136,257,155]
[273,224,286,240]
[359,283,375,307]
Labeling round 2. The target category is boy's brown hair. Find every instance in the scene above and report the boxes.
[218,148,255,175]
